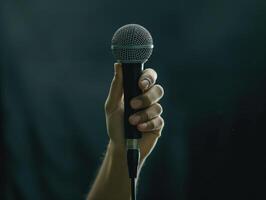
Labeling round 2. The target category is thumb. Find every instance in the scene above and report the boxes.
[105,63,123,113]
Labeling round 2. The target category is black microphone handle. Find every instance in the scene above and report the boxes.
[122,63,144,140]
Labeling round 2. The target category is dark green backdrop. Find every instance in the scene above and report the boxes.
[0,0,266,199]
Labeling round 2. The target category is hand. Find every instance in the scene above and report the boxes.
[104,63,164,162]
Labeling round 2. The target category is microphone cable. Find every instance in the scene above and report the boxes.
[127,140,140,200]
[131,178,136,200]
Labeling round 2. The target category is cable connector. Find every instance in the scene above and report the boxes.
[126,139,140,178]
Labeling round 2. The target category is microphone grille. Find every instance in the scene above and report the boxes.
[111,24,153,63]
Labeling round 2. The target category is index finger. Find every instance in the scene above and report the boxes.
[139,68,158,92]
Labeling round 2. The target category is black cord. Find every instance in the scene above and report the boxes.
[131,178,136,200]
[127,147,140,200]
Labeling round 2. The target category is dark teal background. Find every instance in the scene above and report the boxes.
[0,0,266,199]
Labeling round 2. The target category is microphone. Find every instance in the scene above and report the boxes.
[111,24,154,200]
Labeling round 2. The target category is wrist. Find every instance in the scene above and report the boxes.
[108,140,127,160]
[108,140,146,168]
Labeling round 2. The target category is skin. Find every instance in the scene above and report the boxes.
[87,63,164,200]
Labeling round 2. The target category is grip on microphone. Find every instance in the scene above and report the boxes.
[122,63,144,140]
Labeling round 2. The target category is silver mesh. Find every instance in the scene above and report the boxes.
[111,24,153,63]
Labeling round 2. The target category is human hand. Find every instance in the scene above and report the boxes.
[104,63,164,162]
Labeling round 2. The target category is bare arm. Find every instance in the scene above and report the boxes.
[87,142,131,200]
[87,63,164,200]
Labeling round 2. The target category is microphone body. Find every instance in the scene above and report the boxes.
[122,63,143,140]
[122,63,144,178]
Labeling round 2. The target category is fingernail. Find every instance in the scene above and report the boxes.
[131,99,142,109]
[138,123,147,129]
[141,79,149,90]
[129,115,141,125]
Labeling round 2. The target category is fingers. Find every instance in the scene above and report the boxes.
[105,63,123,114]
[139,68,157,92]
[130,67,165,138]
[130,84,164,109]
[137,116,164,133]
[129,103,163,125]
[129,103,164,136]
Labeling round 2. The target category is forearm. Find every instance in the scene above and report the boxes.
[87,142,142,200]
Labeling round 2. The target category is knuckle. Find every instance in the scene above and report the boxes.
[154,103,163,115]
[155,84,164,97]
[152,69,158,79]
[158,116,165,128]
[149,119,156,129]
